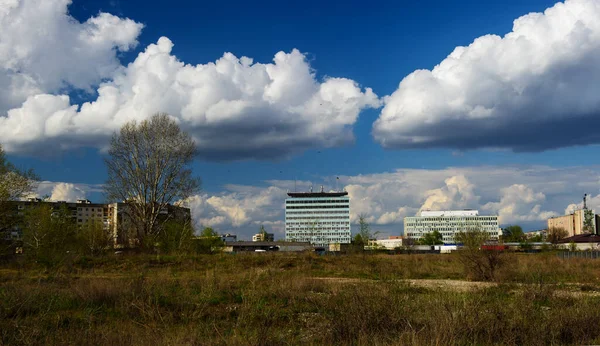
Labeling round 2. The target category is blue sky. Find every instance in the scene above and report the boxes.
[2,0,600,239]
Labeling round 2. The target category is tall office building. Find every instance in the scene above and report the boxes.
[404,210,501,244]
[285,188,351,247]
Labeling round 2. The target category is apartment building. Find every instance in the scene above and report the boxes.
[3,199,190,247]
[285,188,351,247]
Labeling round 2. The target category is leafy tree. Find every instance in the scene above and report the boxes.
[502,225,525,242]
[257,225,269,241]
[569,241,577,252]
[419,230,443,245]
[104,113,201,248]
[194,227,223,254]
[21,204,78,267]
[0,144,38,251]
[583,209,595,233]
[154,219,194,254]
[353,233,365,247]
[547,227,568,244]
[77,220,113,256]
[519,241,533,252]
[455,228,503,281]
[528,234,543,242]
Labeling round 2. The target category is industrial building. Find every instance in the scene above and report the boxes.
[404,210,502,244]
[547,209,597,237]
[285,188,351,247]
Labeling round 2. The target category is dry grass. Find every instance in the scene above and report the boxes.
[1,252,600,345]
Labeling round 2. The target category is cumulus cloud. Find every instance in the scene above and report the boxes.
[31,181,104,202]
[482,184,556,223]
[0,1,379,159]
[419,175,478,213]
[168,165,600,239]
[32,165,600,239]
[565,193,600,214]
[48,183,87,202]
[373,0,600,151]
[181,185,287,234]
[0,0,143,113]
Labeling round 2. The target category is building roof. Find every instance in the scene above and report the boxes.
[420,210,479,217]
[225,241,312,247]
[558,233,600,243]
[287,191,348,198]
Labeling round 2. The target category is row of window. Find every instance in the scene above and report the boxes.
[286,199,349,204]
[406,217,497,221]
[405,221,498,227]
[287,227,350,231]
[406,226,499,230]
[286,210,350,215]
[285,218,350,225]
[406,231,499,237]
[286,205,349,210]
[285,221,350,227]
[287,236,350,241]
[286,216,350,221]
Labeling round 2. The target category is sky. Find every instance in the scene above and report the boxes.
[2,0,600,239]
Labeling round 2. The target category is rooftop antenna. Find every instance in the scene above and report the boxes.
[584,194,588,210]
[320,185,324,193]
[336,176,339,192]
[309,185,313,193]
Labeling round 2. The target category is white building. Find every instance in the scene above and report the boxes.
[285,189,351,247]
[369,238,404,249]
[404,210,501,244]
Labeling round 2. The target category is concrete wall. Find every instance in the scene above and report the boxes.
[548,214,576,237]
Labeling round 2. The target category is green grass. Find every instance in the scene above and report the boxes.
[1,252,600,345]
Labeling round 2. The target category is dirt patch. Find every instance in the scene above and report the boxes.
[311,277,600,297]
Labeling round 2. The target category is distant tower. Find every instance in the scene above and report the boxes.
[584,194,588,210]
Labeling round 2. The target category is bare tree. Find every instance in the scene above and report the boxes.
[104,113,200,247]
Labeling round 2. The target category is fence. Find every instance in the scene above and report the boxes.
[557,251,600,259]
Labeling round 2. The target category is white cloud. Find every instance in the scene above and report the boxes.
[419,175,478,213]
[32,165,600,239]
[31,181,104,202]
[373,0,600,151]
[0,0,143,113]
[169,165,600,239]
[565,193,600,214]
[48,183,86,202]
[482,184,556,223]
[181,185,286,234]
[0,1,379,159]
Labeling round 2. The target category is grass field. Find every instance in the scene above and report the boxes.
[2,252,600,345]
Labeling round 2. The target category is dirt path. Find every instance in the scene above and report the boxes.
[311,277,600,297]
